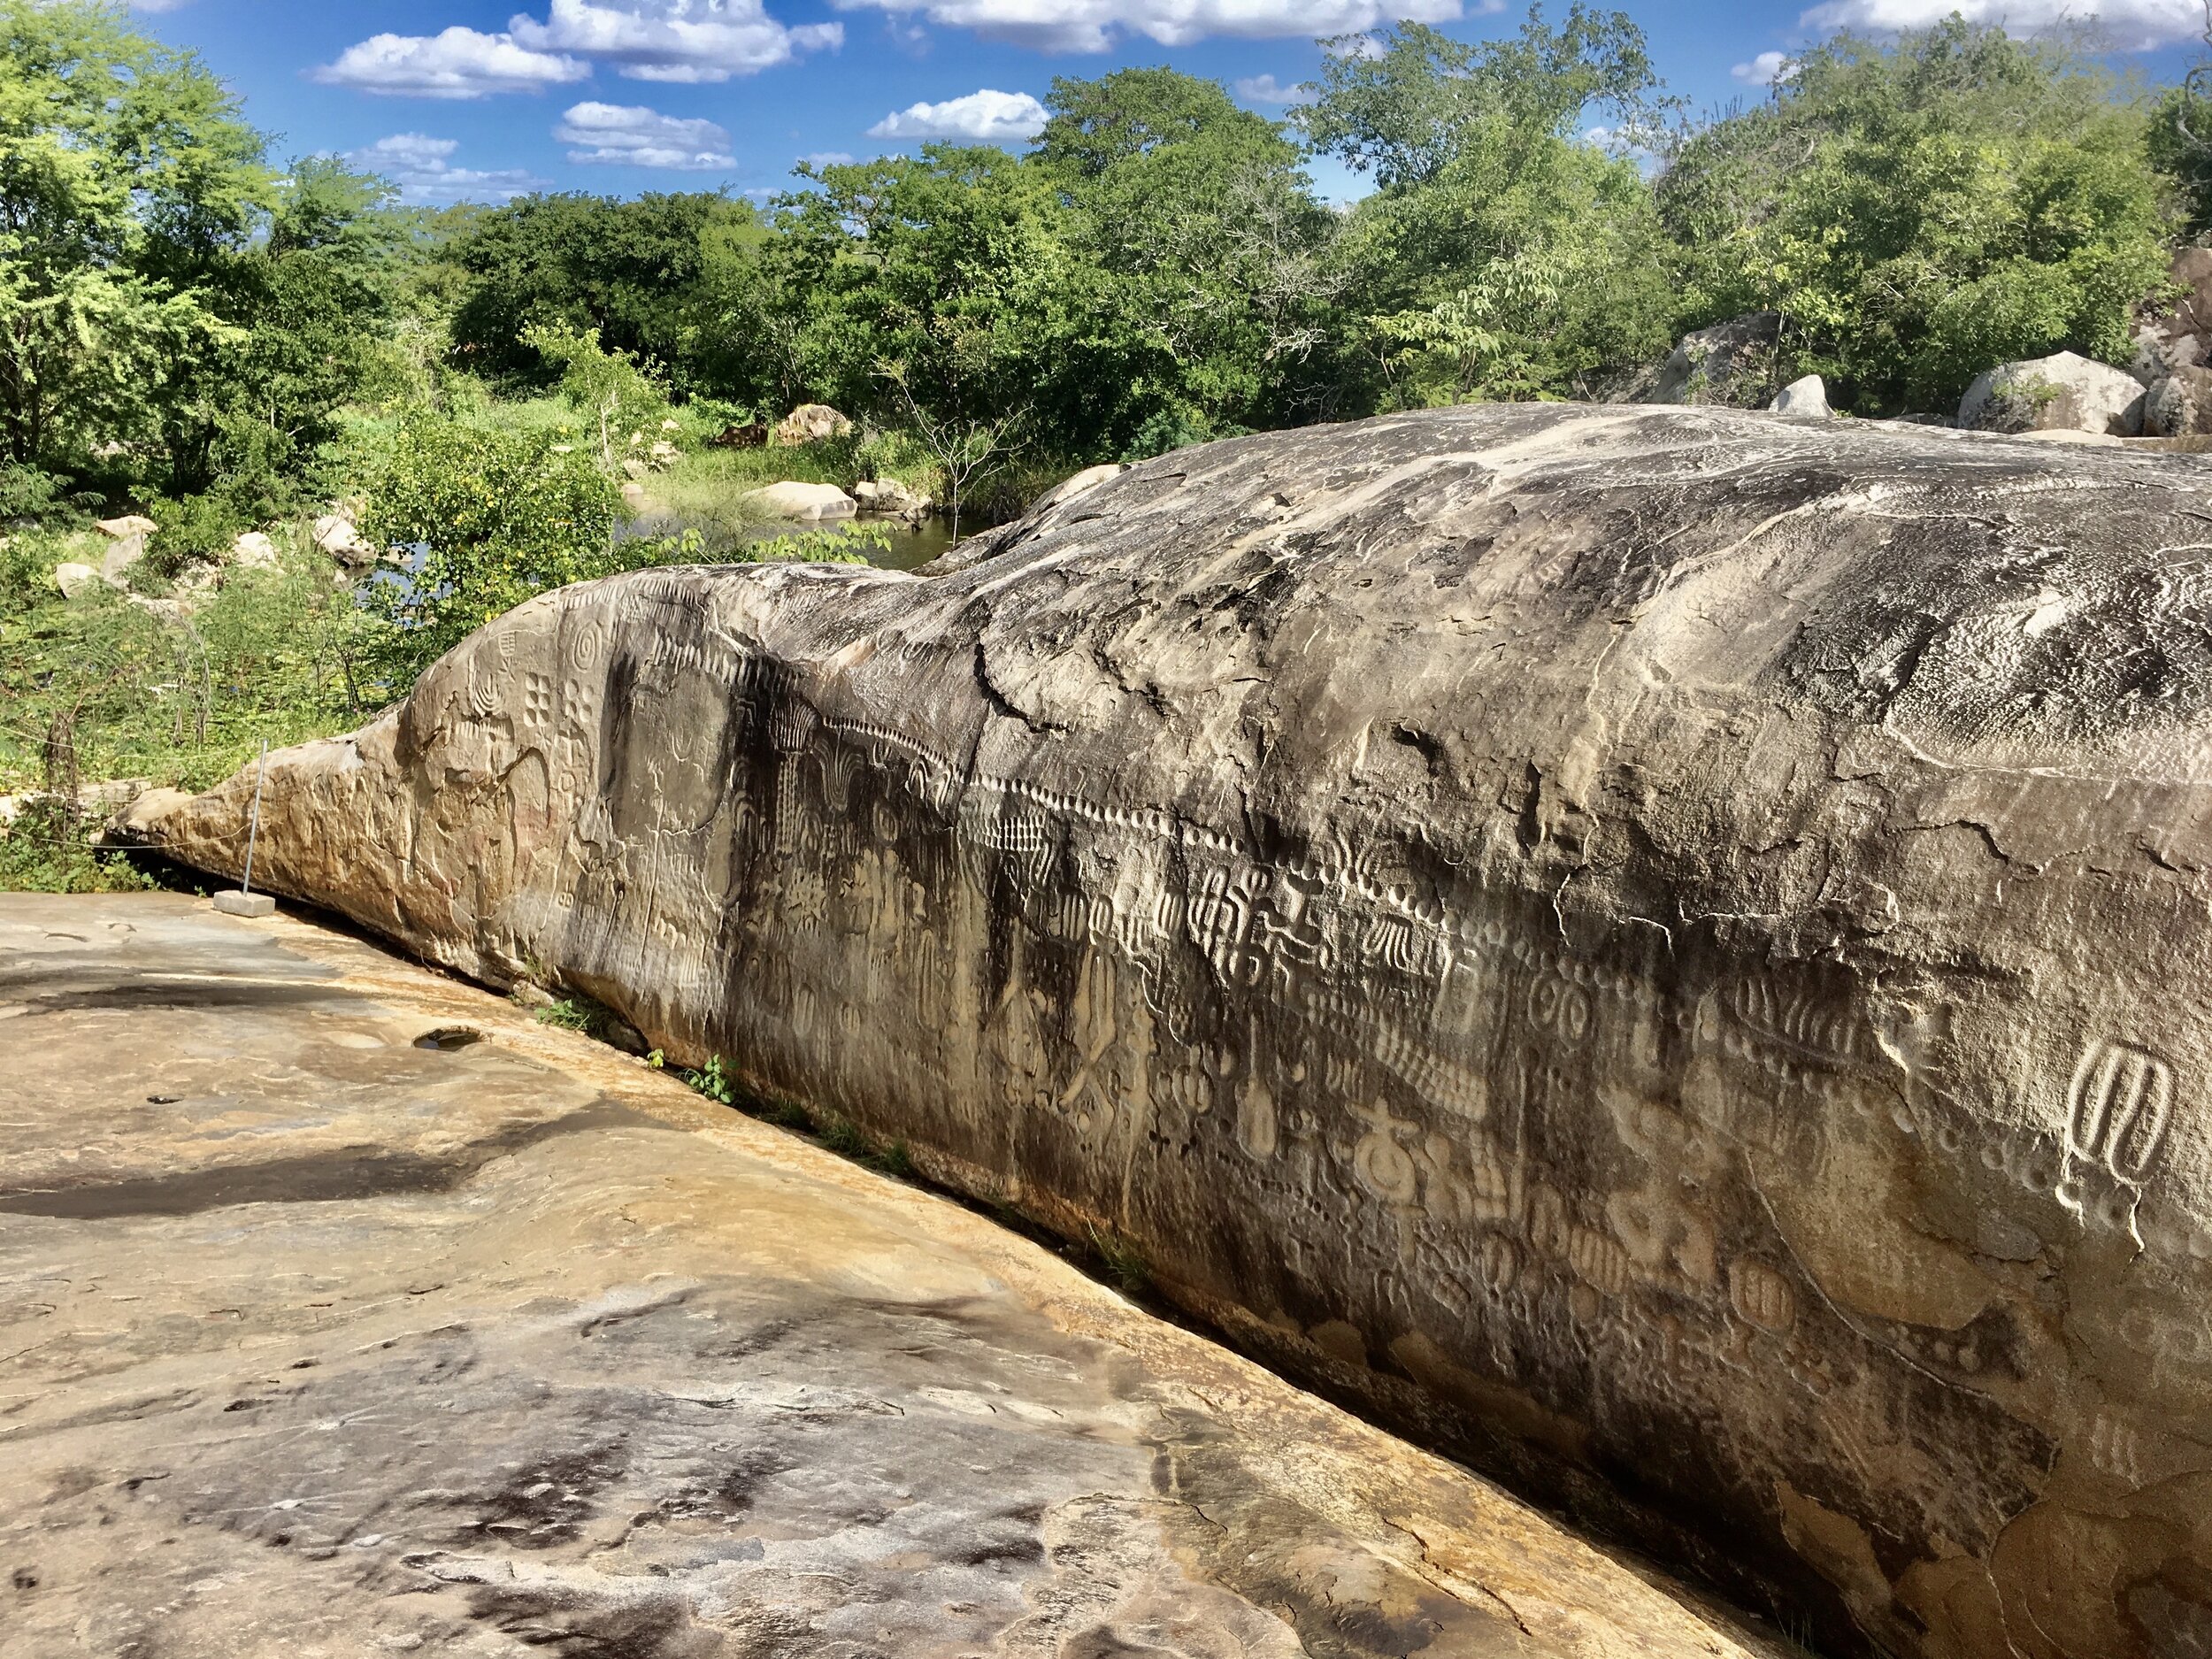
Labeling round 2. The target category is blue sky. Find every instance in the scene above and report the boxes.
[133,0,2204,208]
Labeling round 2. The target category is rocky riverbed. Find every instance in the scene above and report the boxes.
[0,892,1793,1658]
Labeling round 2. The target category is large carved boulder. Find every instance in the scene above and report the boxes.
[121,405,2212,1659]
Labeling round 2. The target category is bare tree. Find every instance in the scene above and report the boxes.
[874,358,1025,543]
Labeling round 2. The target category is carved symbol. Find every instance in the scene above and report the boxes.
[1237,1075,1278,1161]
[522,672,554,725]
[2067,1039,2174,1186]
[1728,1258,1797,1335]
[1352,1102,1421,1206]
[1527,976,1591,1041]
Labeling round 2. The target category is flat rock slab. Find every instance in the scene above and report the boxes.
[0,894,1786,1659]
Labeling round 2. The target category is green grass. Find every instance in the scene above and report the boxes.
[0,796,155,894]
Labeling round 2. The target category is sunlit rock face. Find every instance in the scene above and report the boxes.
[124,404,2212,1659]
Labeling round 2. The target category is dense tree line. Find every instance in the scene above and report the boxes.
[0,0,2200,524]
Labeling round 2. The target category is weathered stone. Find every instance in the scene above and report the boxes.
[95,513,157,540]
[1033,461,1129,512]
[710,420,769,449]
[311,513,371,564]
[741,480,856,521]
[2145,366,2212,438]
[121,403,2212,1658]
[50,561,97,597]
[771,403,853,447]
[0,893,1790,1659]
[1767,373,1831,418]
[1957,349,2147,435]
[230,529,280,569]
[100,534,146,585]
[1647,311,1780,406]
[855,477,932,520]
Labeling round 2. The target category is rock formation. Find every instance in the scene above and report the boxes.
[741,480,856,522]
[1647,311,1781,406]
[1957,349,2147,436]
[123,403,2212,1659]
[7,892,1792,1658]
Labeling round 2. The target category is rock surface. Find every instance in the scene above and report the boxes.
[50,561,96,598]
[741,480,856,522]
[1647,312,1780,406]
[1956,349,2147,435]
[0,892,1790,1659]
[1767,373,1830,418]
[2145,365,2212,438]
[123,403,2212,1658]
[771,403,852,447]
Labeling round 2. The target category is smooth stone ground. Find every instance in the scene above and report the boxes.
[0,893,1790,1659]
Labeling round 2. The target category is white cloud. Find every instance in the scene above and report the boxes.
[346,134,552,204]
[801,150,857,166]
[1799,0,2200,49]
[829,0,1463,53]
[1731,50,1793,85]
[313,27,588,98]
[510,0,841,84]
[556,101,739,168]
[867,88,1049,142]
[1234,73,1313,104]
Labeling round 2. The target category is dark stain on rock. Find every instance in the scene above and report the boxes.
[0,1101,672,1218]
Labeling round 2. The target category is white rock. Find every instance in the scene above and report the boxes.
[231,531,280,570]
[1033,464,1127,515]
[311,515,369,561]
[1957,350,2147,437]
[1769,375,1831,418]
[771,404,853,447]
[741,481,856,523]
[52,562,98,598]
[96,514,157,540]
[99,537,145,585]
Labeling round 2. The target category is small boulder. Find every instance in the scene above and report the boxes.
[231,531,280,570]
[1768,374,1831,418]
[99,536,145,585]
[1033,463,1128,514]
[619,481,649,507]
[741,481,856,522]
[855,477,932,520]
[1648,312,1781,407]
[649,440,680,467]
[2144,366,2212,438]
[1956,351,2146,437]
[311,515,370,564]
[771,404,853,448]
[52,562,98,598]
[96,514,157,541]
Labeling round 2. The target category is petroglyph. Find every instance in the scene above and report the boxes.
[125,403,2212,1659]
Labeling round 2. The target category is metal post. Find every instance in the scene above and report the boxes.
[241,739,267,896]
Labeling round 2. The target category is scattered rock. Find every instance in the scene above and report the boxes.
[231,531,280,570]
[649,440,680,468]
[741,480,856,522]
[128,403,2212,1659]
[620,457,653,480]
[96,514,157,540]
[52,562,98,598]
[1033,462,1128,512]
[1957,349,2146,436]
[771,403,853,447]
[619,480,649,507]
[710,422,769,449]
[100,535,146,586]
[311,514,370,564]
[1647,311,1781,406]
[854,477,932,520]
[2133,247,2212,384]
[2144,366,2212,437]
[1767,374,1831,418]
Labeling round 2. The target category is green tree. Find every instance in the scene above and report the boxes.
[1660,19,2175,413]
[1305,7,1678,407]
[0,0,273,479]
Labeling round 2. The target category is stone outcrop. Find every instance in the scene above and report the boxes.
[4,894,1791,1659]
[771,403,852,447]
[1957,349,2147,436]
[1647,311,1781,406]
[1767,373,1831,418]
[122,403,2212,1659]
[741,480,856,522]
[2145,365,2212,438]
